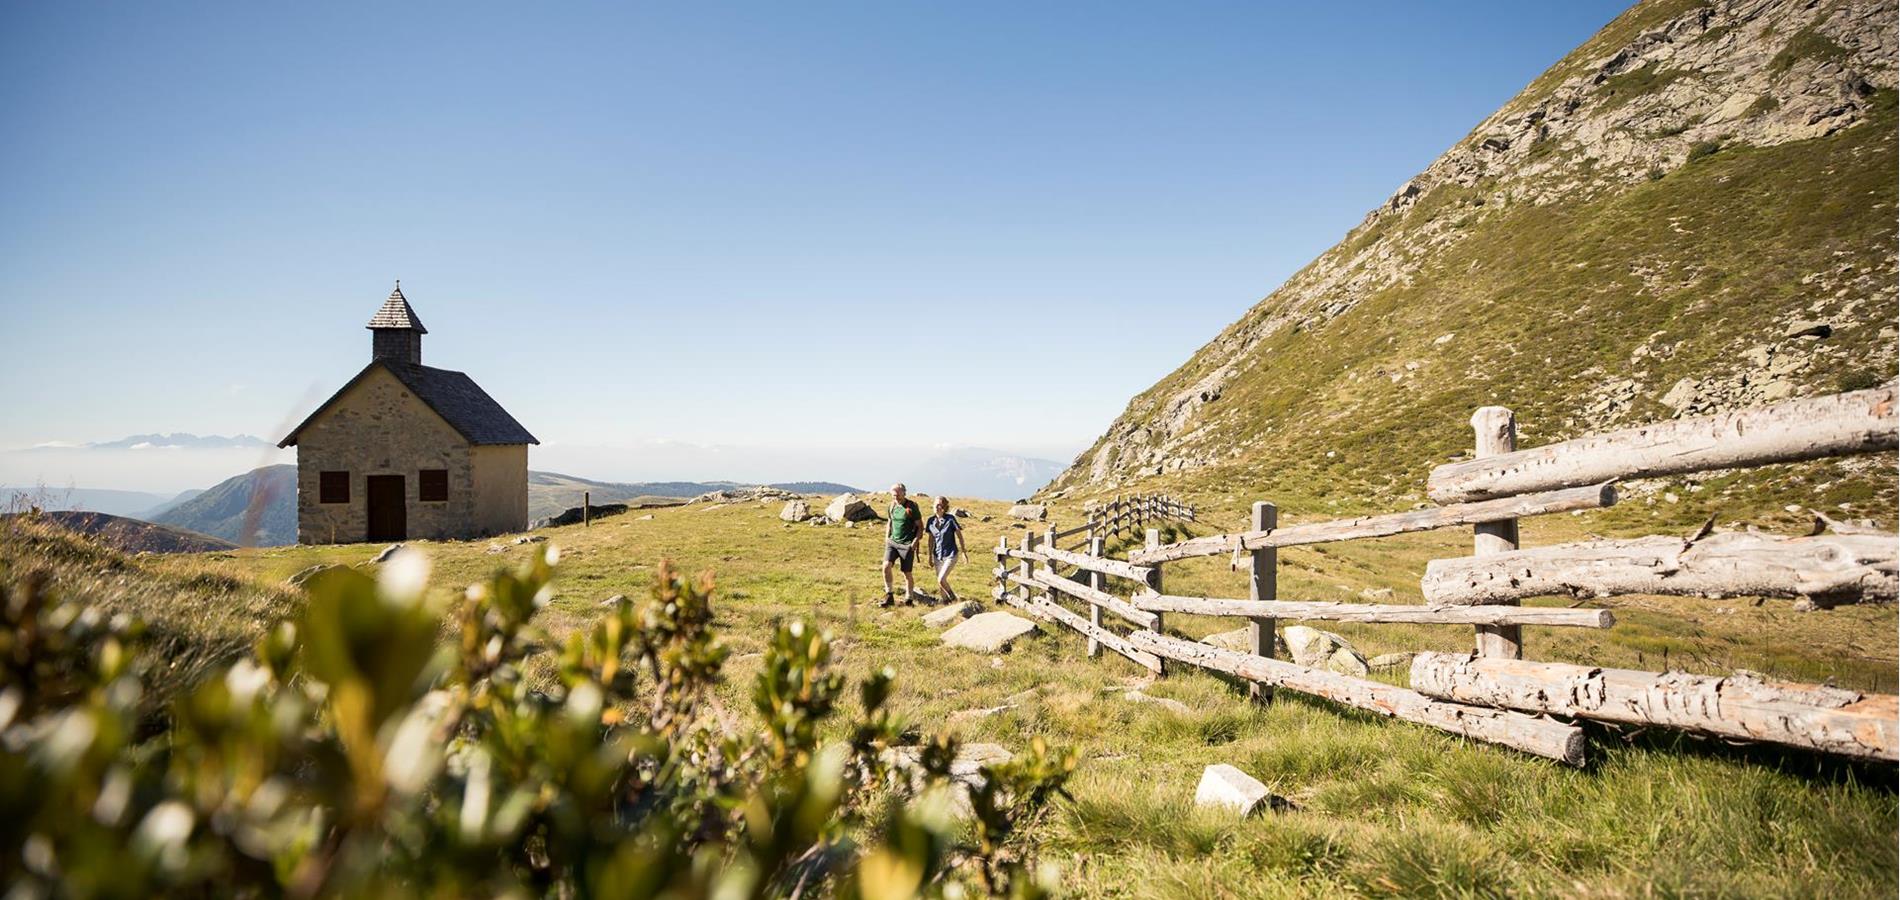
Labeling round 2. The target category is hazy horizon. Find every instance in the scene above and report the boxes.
[2,1,1629,492]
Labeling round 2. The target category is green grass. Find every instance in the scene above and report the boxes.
[5,491,1894,897]
[1771,26,1850,74]
[1596,62,1689,114]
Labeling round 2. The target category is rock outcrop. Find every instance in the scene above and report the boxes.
[1048,0,1898,496]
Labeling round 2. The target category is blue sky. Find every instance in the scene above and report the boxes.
[0,1,1630,489]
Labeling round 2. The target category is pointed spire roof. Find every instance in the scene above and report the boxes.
[366,280,428,333]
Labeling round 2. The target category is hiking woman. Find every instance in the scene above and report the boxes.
[925,496,967,602]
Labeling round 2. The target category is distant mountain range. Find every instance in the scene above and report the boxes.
[1,485,174,518]
[87,433,273,450]
[526,472,861,518]
[22,433,274,451]
[896,447,1063,501]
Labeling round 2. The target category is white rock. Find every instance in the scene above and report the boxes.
[941,612,1037,653]
[372,543,404,563]
[1194,764,1272,815]
[779,499,811,522]
[921,600,982,628]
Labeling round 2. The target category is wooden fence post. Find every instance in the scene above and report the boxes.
[1145,527,1165,675]
[995,534,1008,605]
[1087,535,1105,658]
[583,490,591,527]
[1249,501,1277,703]
[1471,407,1523,658]
[1019,531,1036,606]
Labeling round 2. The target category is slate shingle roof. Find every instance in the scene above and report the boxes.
[278,361,538,448]
[366,283,428,333]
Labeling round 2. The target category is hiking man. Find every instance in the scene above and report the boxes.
[881,482,923,606]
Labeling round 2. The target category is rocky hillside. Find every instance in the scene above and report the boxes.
[1049,0,1896,517]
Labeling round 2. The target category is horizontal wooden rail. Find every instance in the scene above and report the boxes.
[997,547,1049,564]
[1035,569,1159,629]
[1132,483,1616,565]
[1128,631,1585,765]
[1052,522,1094,540]
[1131,592,1613,627]
[1038,544,1155,583]
[992,583,1161,672]
[1420,532,1898,607]
[1428,385,1898,503]
[1410,653,1898,762]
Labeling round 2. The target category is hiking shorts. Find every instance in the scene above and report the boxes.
[883,542,915,573]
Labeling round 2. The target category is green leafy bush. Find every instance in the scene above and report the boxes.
[0,547,1074,898]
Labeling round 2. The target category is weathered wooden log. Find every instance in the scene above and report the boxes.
[1038,544,1154,583]
[991,583,1161,672]
[1033,568,1158,629]
[1129,483,1615,565]
[1428,385,1898,503]
[1132,593,1615,627]
[1420,532,1898,606]
[1129,631,1586,765]
[1409,653,1898,762]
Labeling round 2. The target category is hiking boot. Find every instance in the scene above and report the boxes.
[877,592,895,608]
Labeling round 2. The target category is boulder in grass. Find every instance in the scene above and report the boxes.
[941,612,1037,653]
[825,493,877,522]
[371,543,404,563]
[779,499,811,522]
[286,563,342,588]
[1194,764,1287,815]
[1282,625,1370,676]
[1007,503,1048,521]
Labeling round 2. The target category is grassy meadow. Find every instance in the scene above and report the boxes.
[7,485,1895,897]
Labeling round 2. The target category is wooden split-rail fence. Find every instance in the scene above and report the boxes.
[994,385,1899,766]
[1040,492,1196,554]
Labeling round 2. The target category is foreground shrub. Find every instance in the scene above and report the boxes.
[0,547,1073,898]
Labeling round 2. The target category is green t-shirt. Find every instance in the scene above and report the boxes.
[888,499,921,544]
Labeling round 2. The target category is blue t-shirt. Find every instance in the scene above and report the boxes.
[926,514,962,558]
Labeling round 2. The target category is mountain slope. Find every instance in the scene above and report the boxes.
[150,465,297,546]
[14,510,238,554]
[1050,0,1896,518]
